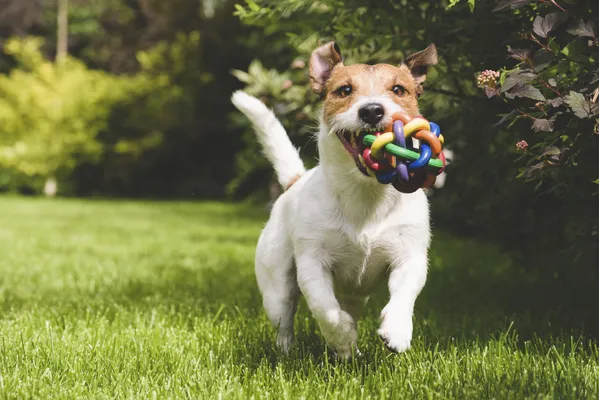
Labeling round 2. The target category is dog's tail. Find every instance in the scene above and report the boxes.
[231,91,306,189]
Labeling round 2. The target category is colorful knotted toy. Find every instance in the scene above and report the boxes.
[360,112,446,193]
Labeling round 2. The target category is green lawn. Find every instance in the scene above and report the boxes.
[0,197,597,399]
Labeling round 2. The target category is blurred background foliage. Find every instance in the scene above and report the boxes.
[231,0,599,282]
[0,0,262,197]
[0,0,596,279]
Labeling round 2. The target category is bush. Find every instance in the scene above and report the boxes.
[0,37,183,194]
[476,0,598,277]
[231,0,598,276]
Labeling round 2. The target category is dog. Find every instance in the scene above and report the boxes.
[231,41,438,358]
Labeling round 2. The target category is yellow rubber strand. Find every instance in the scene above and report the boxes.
[403,119,430,138]
[370,132,395,160]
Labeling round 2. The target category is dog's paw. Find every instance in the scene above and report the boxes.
[378,328,411,353]
[332,346,362,361]
[276,333,294,354]
[318,309,358,359]
[378,306,413,353]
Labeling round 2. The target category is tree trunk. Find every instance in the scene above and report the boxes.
[56,0,68,61]
[44,177,58,197]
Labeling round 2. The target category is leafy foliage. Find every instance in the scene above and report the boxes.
[0,0,259,197]
[228,55,318,198]
[0,0,596,276]
[232,0,598,275]
[475,1,599,273]
[0,37,183,192]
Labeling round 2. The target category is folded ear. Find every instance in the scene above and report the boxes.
[309,41,343,94]
[405,44,438,89]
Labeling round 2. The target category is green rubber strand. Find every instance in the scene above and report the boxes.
[362,134,444,171]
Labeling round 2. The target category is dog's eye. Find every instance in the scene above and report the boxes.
[335,85,352,97]
[392,85,407,96]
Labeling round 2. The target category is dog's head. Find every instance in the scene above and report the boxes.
[310,42,437,174]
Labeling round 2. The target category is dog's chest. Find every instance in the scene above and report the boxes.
[324,227,390,290]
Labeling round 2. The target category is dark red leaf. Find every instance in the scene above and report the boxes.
[523,163,545,179]
[507,46,532,62]
[493,0,532,12]
[541,146,560,156]
[505,83,546,101]
[501,70,535,93]
[485,87,500,98]
[532,50,554,71]
[565,91,599,119]
[532,118,554,132]
[546,97,563,107]
[533,13,567,38]
[567,20,596,39]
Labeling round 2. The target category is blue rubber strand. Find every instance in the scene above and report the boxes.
[408,143,432,171]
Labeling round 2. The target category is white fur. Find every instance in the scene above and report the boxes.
[232,91,430,358]
[231,91,306,187]
[331,95,405,132]
[433,148,453,189]
[425,148,453,197]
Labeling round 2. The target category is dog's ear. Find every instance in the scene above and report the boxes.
[309,41,343,94]
[405,44,438,92]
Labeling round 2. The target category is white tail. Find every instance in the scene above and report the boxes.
[231,91,306,188]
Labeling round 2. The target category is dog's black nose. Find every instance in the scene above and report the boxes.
[358,103,385,125]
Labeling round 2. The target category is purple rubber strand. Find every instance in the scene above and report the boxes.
[393,120,406,147]
[393,120,410,182]
[397,163,409,183]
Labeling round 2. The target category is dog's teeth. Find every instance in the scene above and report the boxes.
[358,153,365,167]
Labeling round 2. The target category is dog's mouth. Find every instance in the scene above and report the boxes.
[335,126,381,175]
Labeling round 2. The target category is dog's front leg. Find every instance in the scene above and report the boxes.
[296,252,358,359]
[378,252,428,353]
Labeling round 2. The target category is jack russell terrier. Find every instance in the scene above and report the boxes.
[231,41,438,358]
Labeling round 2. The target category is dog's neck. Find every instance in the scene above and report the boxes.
[318,123,400,228]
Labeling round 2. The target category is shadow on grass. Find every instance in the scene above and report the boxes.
[2,226,598,360]
[418,231,599,340]
[106,230,599,342]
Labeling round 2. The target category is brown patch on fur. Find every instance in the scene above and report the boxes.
[285,174,302,191]
[322,63,420,124]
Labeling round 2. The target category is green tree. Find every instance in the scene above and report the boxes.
[0,37,182,194]
[0,0,262,197]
